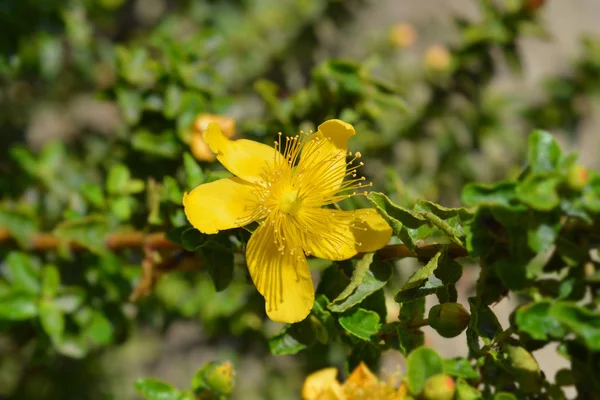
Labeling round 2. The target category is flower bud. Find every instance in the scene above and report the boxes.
[194,361,235,396]
[428,303,470,338]
[423,373,456,400]
[189,114,236,162]
[390,23,417,49]
[567,164,589,191]
[424,45,452,74]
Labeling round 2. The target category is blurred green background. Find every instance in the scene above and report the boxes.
[2,0,600,398]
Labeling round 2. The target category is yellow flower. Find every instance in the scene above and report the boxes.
[182,120,392,323]
[302,363,407,400]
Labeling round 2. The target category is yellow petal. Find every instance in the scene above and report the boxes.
[352,208,393,253]
[296,120,356,197]
[183,177,257,234]
[302,368,339,400]
[203,122,281,183]
[298,208,391,261]
[246,218,314,323]
[343,362,378,390]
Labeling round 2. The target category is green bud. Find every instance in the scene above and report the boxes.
[567,164,589,191]
[192,361,235,396]
[504,345,541,393]
[428,303,471,338]
[423,373,456,400]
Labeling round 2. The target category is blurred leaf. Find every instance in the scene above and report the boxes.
[201,235,233,292]
[54,216,109,255]
[516,175,560,211]
[132,130,183,159]
[184,152,205,189]
[443,358,480,380]
[107,164,130,195]
[461,182,520,209]
[80,182,106,208]
[41,265,60,298]
[455,377,482,400]
[5,252,40,294]
[0,292,38,320]
[116,88,142,125]
[39,300,65,340]
[84,311,113,345]
[551,302,600,350]
[135,378,181,400]
[527,130,561,174]
[406,346,444,395]
[338,308,381,341]
[0,208,38,248]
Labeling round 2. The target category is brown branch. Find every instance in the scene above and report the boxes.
[0,227,468,261]
[0,228,180,252]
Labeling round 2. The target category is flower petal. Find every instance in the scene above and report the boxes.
[302,368,343,400]
[298,208,391,261]
[203,122,280,183]
[246,218,314,323]
[352,208,393,253]
[183,177,258,234]
[296,120,356,198]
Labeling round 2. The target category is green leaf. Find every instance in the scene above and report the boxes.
[106,164,130,195]
[83,311,113,345]
[269,319,314,355]
[493,393,518,400]
[0,292,38,320]
[395,252,442,302]
[338,308,381,341]
[135,378,181,400]
[183,152,205,189]
[201,234,233,292]
[164,84,183,119]
[406,347,444,395]
[41,265,60,298]
[367,192,426,251]
[443,358,480,380]
[10,146,38,176]
[455,378,482,400]
[0,208,37,248]
[110,196,134,221]
[5,252,40,294]
[550,302,600,350]
[54,216,109,255]
[527,130,561,174]
[329,256,392,313]
[180,228,205,251]
[80,182,105,208]
[461,182,520,209]
[39,300,65,340]
[132,130,183,159]
[116,88,142,125]
[516,175,560,211]
[396,324,425,356]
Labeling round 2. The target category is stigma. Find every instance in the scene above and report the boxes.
[279,190,303,216]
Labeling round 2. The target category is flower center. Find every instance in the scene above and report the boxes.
[279,190,302,216]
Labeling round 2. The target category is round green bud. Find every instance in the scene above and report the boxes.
[423,373,456,400]
[567,164,589,191]
[428,303,471,338]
